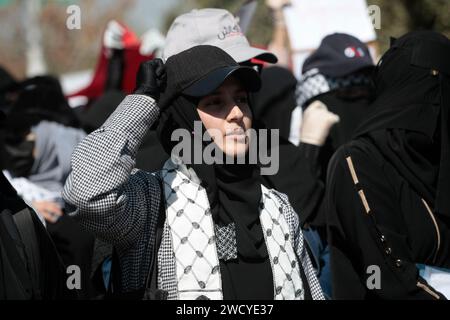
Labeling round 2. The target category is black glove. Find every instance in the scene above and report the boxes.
[134,58,166,102]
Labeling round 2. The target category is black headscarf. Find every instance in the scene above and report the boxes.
[157,90,273,299]
[11,76,81,129]
[252,66,298,140]
[77,90,126,133]
[354,31,450,219]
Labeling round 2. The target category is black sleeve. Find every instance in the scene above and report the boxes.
[105,49,125,91]
[326,145,444,300]
[262,138,325,228]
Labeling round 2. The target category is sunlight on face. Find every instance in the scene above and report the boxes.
[197,76,252,157]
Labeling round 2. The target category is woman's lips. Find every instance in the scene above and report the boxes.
[225,128,245,136]
[225,132,247,142]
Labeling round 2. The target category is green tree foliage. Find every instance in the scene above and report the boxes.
[371,0,450,53]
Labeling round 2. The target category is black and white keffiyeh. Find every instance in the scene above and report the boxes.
[296,68,371,108]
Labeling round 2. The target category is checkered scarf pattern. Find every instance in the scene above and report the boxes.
[296,68,371,108]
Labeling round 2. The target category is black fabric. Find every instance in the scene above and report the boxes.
[46,215,95,300]
[10,76,81,129]
[315,89,373,151]
[0,172,76,299]
[0,66,16,93]
[261,139,325,228]
[1,139,35,176]
[105,50,125,92]
[156,46,273,300]
[13,208,42,298]
[0,66,16,111]
[253,66,297,141]
[326,31,450,299]
[135,131,169,171]
[251,66,326,227]
[78,90,126,133]
[310,87,373,184]
[326,141,450,299]
[0,208,35,299]
[354,31,450,219]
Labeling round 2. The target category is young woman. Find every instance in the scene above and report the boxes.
[326,31,450,299]
[63,45,324,300]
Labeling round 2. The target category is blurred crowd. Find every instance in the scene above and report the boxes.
[0,0,449,300]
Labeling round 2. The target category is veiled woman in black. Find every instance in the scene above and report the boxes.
[326,31,450,299]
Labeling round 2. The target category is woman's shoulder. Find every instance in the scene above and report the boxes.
[263,186,299,229]
[327,137,388,183]
[327,138,405,208]
[331,138,384,166]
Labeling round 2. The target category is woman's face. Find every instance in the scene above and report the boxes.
[197,76,252,157]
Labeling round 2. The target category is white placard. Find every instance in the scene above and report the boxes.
[284,0,377,52]
[283,0,378,78]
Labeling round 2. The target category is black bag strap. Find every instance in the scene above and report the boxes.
[0,209,34,299]
[12,208,42,299]
[343,146,443,299]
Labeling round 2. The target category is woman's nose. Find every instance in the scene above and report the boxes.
[227,104,244,122]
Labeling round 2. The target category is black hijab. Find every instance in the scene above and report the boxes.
[354,31,450,219]
[252,66,298,140]
[156,50,273,299]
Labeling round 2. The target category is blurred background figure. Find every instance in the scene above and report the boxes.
[268,33,375,297]
[68,20,159,109]
[326,31,450,300]
[1,75,84,211]
[294,33,375,179]
[0,75,94,299]
[0,66,18,114]
[253,66,297,141]
[0,108,76,300]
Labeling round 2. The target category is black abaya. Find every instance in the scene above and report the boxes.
[326,31,450,299]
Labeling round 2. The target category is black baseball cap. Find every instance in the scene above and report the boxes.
[302,33,374,77]
[162,45,261,103]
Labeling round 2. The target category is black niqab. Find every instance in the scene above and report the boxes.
[354,31,450,219]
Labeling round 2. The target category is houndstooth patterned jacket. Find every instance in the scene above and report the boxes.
[62,95,324,300]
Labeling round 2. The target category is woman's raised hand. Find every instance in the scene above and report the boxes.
[134,58,167,102]
[300,100,340,146]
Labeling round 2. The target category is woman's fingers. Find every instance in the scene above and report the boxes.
[32,201,63,224]
[300,100,340,146]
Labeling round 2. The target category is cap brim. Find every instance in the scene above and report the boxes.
[320,61,375,77]
[183,66,261,97]
[226,45,278,64]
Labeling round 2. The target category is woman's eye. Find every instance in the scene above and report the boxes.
[205,99,223,107]
[235,96,248,104]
